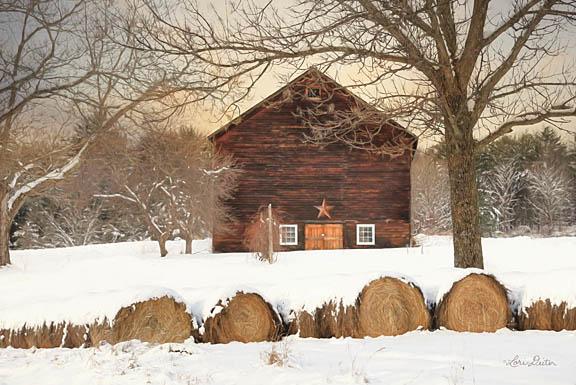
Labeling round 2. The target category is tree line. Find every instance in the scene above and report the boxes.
[413,127,576,236]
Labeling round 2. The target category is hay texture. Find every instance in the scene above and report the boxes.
[435,273,511,332]
[85,319,113,347]
[112,296,192,344]
[519,299,576,331]
[356,277,431,337]
[202,292,282,344]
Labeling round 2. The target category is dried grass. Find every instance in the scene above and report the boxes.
[435,273,511,332]
[261,340,293,367]
[86,319,113,346]
[202,292,282,344]
[294,300,357,338]
[519,299,576,331]
[0,323,88,348]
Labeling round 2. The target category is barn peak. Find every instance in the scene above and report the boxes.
[208,67,375,140]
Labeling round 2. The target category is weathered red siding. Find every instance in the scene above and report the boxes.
[211,71,415,252]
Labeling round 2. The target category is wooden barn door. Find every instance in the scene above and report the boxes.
[305,224,343,250]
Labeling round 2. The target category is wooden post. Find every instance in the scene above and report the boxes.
[267,203,274,261]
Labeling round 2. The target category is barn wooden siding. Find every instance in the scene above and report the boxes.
[211,71,414,252]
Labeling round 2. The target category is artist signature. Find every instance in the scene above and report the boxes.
[504,355,557,368]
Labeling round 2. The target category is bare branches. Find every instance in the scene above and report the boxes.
[98,126,238,257]
[478,104,576,147]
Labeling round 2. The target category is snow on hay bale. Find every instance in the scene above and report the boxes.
[111,296,192,344]
[202,292,282,344]
[435,273,511,332]
[519,299,576,331]
[356,277,431,337]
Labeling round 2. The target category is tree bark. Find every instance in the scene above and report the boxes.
[0,210,11,266]
[446,134,484,269]
[185,237,193,254]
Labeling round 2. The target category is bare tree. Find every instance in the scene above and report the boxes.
[135,0,576,268]
[98,126,237,257]
[151,128,238,255]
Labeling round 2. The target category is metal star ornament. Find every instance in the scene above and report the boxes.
[314,198,334,219]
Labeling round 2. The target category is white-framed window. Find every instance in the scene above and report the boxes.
[356,224,375,245]
[279,224,298,246]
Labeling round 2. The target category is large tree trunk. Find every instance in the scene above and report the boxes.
[446,132,484,269]
[0,209,12,266]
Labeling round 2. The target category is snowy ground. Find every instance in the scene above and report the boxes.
[1,236,575,328]
[1,236,576,384]
[2,331,575,385]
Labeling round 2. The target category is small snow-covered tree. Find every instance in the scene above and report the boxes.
[479,159,526,233]
[99,127,237,257]
[157,128,238,255]
[527,163,572,233]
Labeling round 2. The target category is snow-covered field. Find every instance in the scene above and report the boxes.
[1,236,575,328]
[1,331,575,385]
[1,236,576,384]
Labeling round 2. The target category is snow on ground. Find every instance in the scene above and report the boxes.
[1,236,576,329]
[2,236,576,385]
[2,331,575,385]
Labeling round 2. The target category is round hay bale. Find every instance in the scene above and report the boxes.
[519,299,576,331]
[202,292,281,344]
[356,277,431,337]
[112,296,192,344]
[435,273,510,332]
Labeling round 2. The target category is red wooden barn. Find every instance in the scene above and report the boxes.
[209,68,417,252]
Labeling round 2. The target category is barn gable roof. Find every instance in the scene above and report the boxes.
[207,67,416,145]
